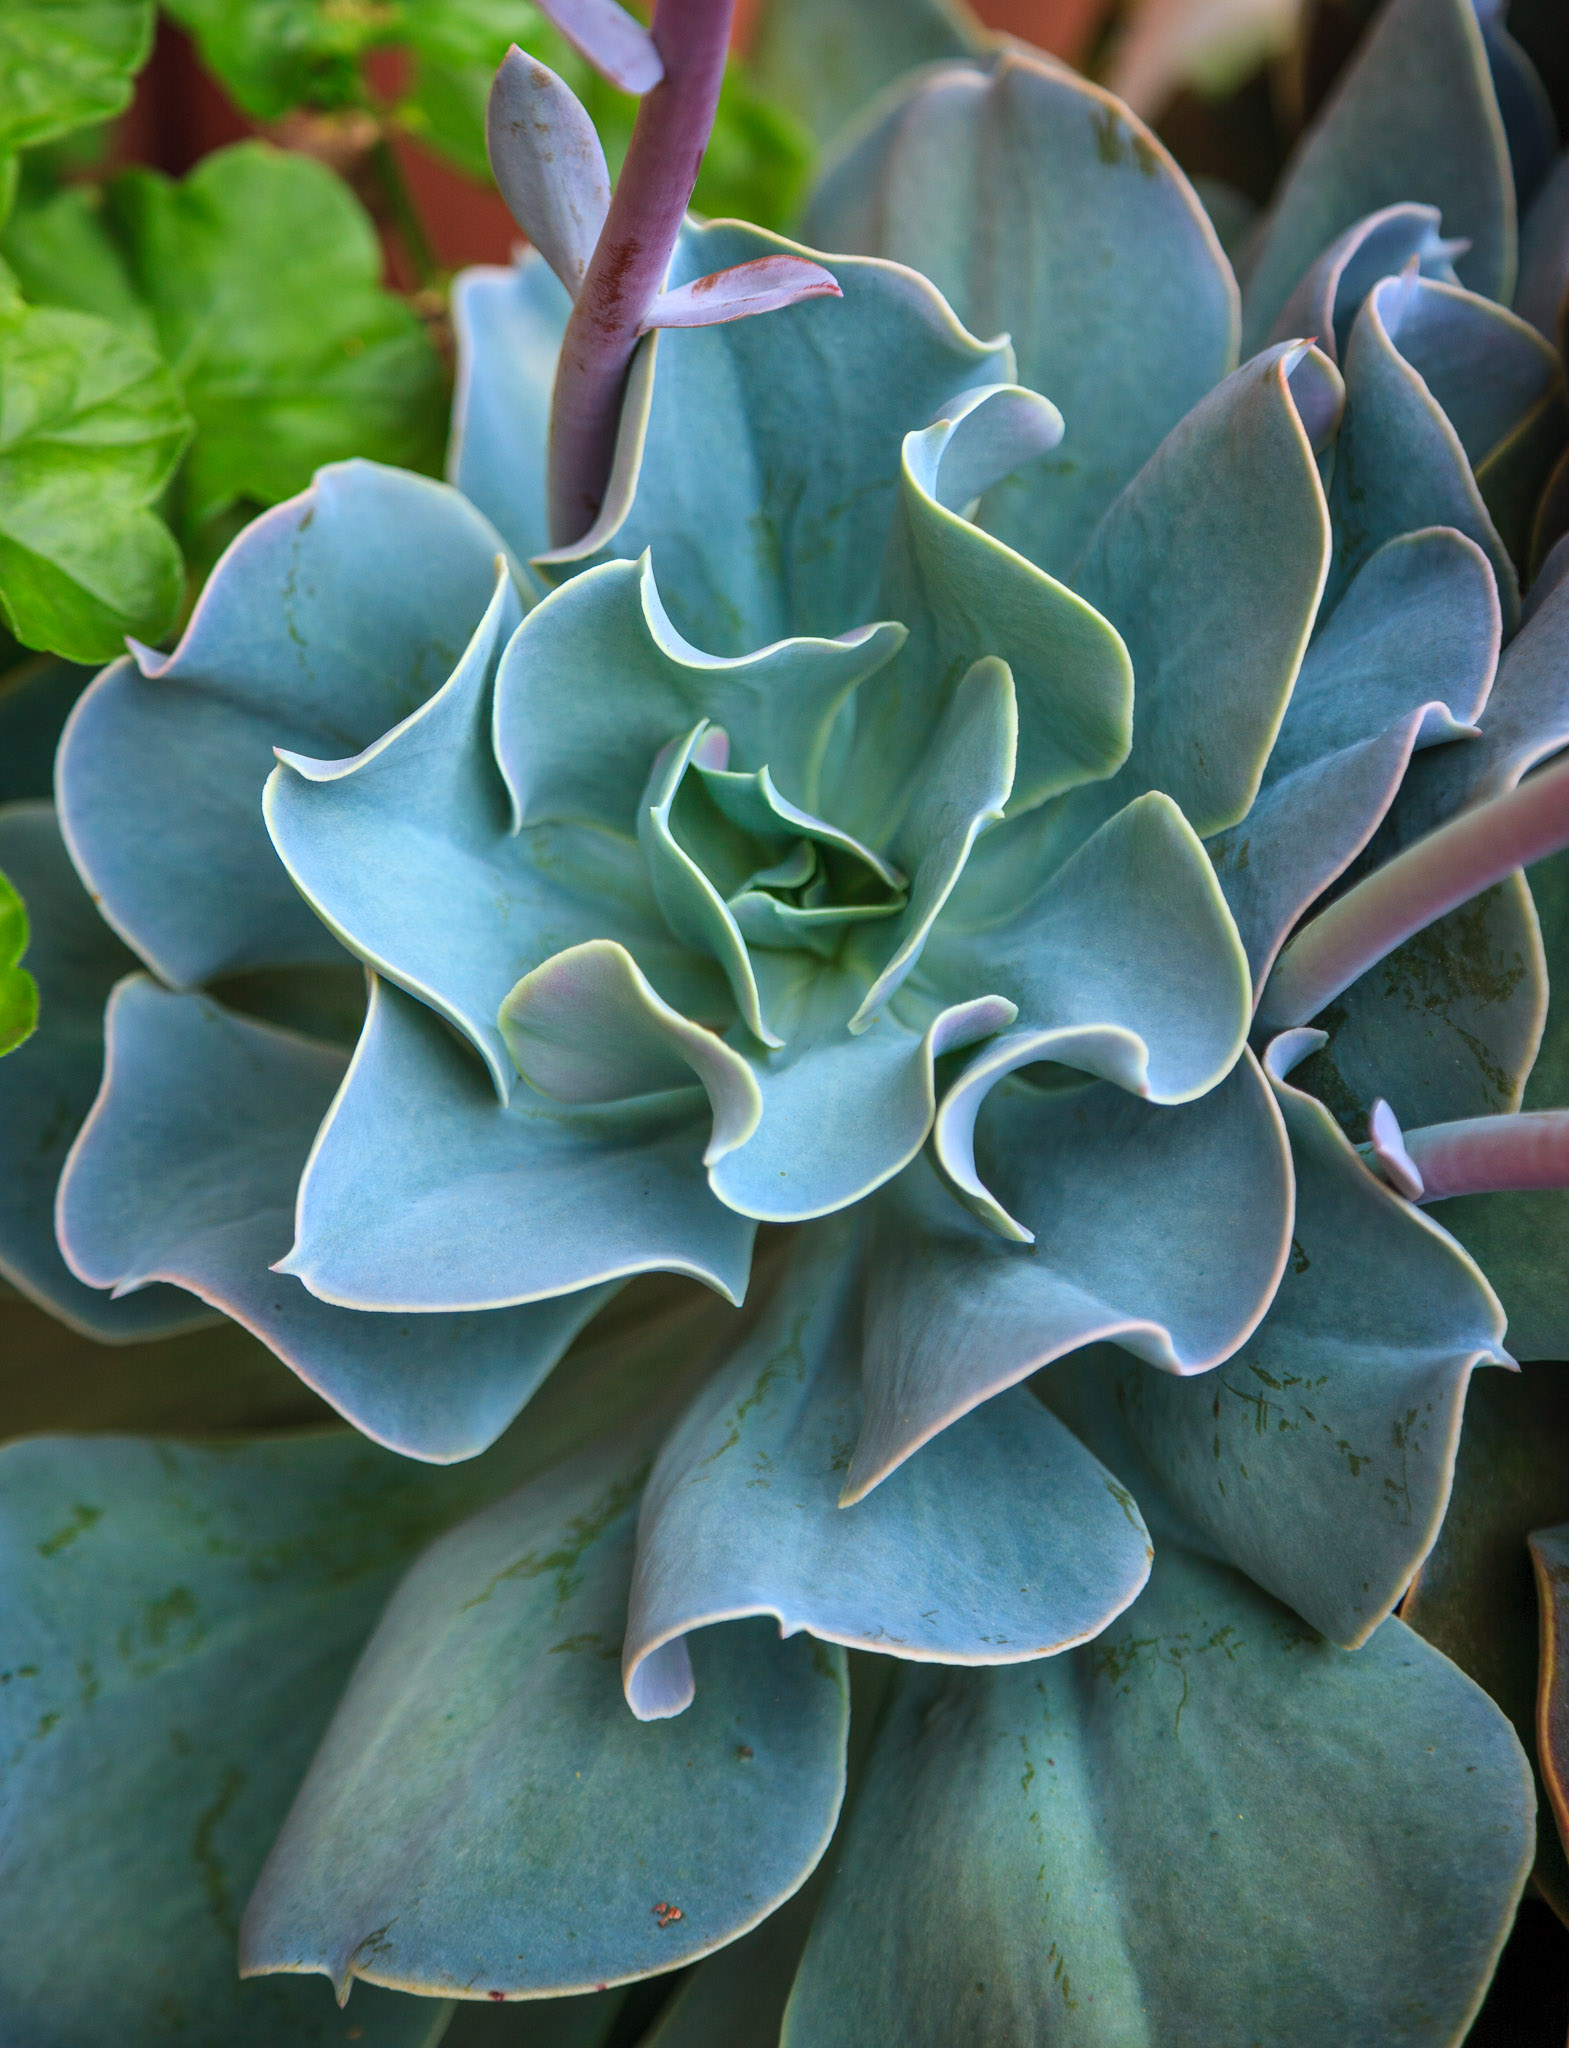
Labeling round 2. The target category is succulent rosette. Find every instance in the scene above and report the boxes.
[3,0,1569,2039]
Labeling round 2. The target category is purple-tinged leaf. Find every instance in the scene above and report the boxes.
[536,0,664,93]
[641,256,843,334]
[1367,1096,1426,1198]
[486,46,610,299]
[1259,750,1569,1030]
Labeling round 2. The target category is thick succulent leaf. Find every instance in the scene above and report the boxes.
[1430,846,1569,1358]
[500,941,761,1168]
[644,257,843,333]
[781,1538,1533,2048]
[1480,3,1558,212]
[0,862,36,1055]
[706,968,1015,1223]
[750,0,985,145]
[271,567,731,1101]
[1402,1361,1569,1917]
[830,387,1132,844]
[1265,202,1463,364]
[0,0,154,154]
[1095,1032,1507,1651]
[1283,870,1545,1133]
[1327,273,1518,623]
[847,655,1015,1025]
[1398,539,1569,833]
[634,1888,817,2048]
[926,792,1252,1163]
[496,554,902,830]
[57,461,507,987]
[282,975,755,1312]
[805,51,1238,582]
[535,219,1010,654]
[1211,526,1500,991]
[849,1053,1290,1499]
[1381,275,1562,473]
[55,975,612,1461]
[0,1431,497,2048]
[0,1288,709,2046]
[449,255,568,574]
[1060,344,1335,844]
[0,301,187,665]
[1531,1524,1569,1883]
[536,0,663,95]
[487,45,610,298]
[1240,0,1514,351]
[240,1429,849,2001]
[105,144,447,529]
[0,804,205,1339]
[622,1217,1151,1720]
[1518,153,1569,344]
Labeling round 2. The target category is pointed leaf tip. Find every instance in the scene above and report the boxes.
[487,47,611,299]
[536,0,664,94]
[1367,1097,1425,1198]
[641,257,844,335]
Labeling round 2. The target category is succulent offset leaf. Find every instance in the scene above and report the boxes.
[1088,1030,1509,1649]
[1241,0,1515,350]
[532,219,1011,653]
[487,45,612,298]
[239,1431,849,2002]
[849,1054,1291,1500]
[781,1536,1533,2048]
[622,1217,1152,1719]
[0,803,208,1340]
[57,463,509,989]
[282,975,756,1312]
[54,976,613,1462]
[536,0,664,95]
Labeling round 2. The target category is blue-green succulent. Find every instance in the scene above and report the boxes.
[3,0,1569,2039]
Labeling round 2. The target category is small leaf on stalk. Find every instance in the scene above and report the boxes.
[536,0,664,94]
[642,256,843,333]
[488,46,611,298]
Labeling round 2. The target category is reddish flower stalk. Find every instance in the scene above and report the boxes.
[1259,750,1569,1030]
[547,0,736,546]
[1368,1101,1569,1202]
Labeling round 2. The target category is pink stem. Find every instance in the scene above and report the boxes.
[1403,1111,1569,1201]
[1259,750,1569,1029]
[547,0,735,547]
